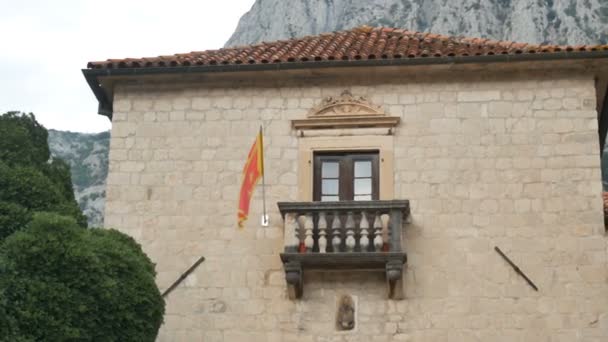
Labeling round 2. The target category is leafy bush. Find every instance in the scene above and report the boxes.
[0,161,87,228]
[44,158,79,203]
[0,162,62,211]
[0,213,165,341]
[0,201,30,242]
[0,112,164,339]
[0,112,49,167]
[0,112,86,234]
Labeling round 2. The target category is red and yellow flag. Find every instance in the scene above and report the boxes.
[237,129,264,228]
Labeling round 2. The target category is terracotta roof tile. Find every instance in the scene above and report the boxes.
[87,26,608,69]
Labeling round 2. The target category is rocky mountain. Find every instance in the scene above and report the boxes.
[226,0,607,47]
[48,130,109,227]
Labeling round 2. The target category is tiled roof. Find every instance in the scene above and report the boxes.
[87,26,608,70]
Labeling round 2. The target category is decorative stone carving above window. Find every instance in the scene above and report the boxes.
[292,90,400,132]
[309,90,384,117]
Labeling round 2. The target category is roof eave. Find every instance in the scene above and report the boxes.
[83,70,114,119]
[83,50,608,119]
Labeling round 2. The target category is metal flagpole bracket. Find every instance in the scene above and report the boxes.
[494,246,538,291]
[162,256,206,298]
[261,214,269,226]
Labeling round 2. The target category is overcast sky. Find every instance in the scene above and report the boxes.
[0,0,256,133]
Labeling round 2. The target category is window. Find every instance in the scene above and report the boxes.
[296,135,393,202]
[313,152,379,201]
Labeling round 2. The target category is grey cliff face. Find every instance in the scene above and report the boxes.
[48,130,109,227]
[226,0,608,47]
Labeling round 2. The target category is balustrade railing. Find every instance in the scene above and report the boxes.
[277,200,410,299]
[283,210,397,254]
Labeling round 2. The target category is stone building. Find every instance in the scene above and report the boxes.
[84,27,608,341]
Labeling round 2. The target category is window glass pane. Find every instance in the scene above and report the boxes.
[354,195,372,201]
[322,162,339,178]
[354,178,371,195]
[321,195,339,202]
[322,179,339,195]
[354,161,372,178]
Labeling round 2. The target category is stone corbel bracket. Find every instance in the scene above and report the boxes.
[283,261,303,299]
[279,252,407,300]
[386,258,405,299]
[292,90,400,131]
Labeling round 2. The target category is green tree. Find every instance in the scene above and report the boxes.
[0,213,165,341]
[0,112,86,233]
[0,111,49,166]
[0,112,164,340]
[0,201,31,242]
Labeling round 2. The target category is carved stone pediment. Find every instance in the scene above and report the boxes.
[293,90,400,131]
[308,90,385,118]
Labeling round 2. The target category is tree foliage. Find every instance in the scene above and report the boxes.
[0,111,49,166]
[0,112,86,233]
[0,213,165,341]
[0,111,164,340]
[0,201,30,242]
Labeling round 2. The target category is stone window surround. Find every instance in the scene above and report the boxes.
[297,134,394,201]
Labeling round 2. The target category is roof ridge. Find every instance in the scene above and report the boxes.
[87,25,608,69]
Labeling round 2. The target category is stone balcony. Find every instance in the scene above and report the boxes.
[277,200,410,299]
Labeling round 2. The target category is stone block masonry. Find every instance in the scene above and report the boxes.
[105,67,607,342]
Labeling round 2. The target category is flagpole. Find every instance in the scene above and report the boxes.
[260,125,268,226]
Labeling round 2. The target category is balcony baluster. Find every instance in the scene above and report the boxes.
[318,211,328,253]
[360,211,370,252]
[373,212,383,252]
[345,212,356,252]
[331,211,341,253]
[304,213,314,253]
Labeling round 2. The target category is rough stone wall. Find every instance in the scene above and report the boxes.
[105,67,607,341]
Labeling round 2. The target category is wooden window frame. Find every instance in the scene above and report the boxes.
[313,151,379,202]
[297,135,394,202]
